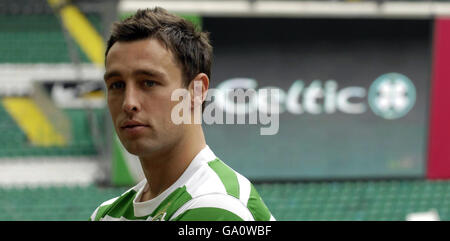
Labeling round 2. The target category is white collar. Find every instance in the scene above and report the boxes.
[132,145,216,217]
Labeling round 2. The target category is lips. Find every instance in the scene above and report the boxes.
[120,120,150,129]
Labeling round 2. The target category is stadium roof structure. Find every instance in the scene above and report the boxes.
[119,0,450,18]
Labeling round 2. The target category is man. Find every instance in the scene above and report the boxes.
[90,7,275,221]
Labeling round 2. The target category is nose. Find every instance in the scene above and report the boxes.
[122,85,140,115]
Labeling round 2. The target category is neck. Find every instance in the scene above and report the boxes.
[139,124,206,201]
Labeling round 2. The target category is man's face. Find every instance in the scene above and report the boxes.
[104,38,186,157]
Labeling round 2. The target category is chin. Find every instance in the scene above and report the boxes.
[122,139,158,157]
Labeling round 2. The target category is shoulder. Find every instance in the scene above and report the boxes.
[89,196,119,221]
[180,158,275,221]
[89,181,143,221]
[169,193,253,221]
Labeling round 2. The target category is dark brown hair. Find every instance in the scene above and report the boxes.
[105,7,213,87]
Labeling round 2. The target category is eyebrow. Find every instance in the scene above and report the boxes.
[104,69,165,81]
[103,71,121,81]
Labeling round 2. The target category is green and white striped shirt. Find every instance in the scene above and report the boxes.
[90,145,275,221]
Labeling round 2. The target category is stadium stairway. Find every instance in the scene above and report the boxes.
[2,97,66,146]
[0,101,100,157]
[0,100,103,191]
[0,13,101,63]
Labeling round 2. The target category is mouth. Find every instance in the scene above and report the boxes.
[121,124,149,129]
[120,120,150,130]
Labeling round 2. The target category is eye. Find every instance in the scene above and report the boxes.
[109,81,125,90]
[143,80,156,87]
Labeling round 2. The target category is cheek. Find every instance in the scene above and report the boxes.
[150,98,181,130]
[150,99,176,125]
[152,90,178,113]
[107,98,122,121]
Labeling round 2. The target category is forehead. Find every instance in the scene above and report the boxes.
[105,38,181,79]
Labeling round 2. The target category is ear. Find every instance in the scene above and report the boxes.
[188,73,209,110]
